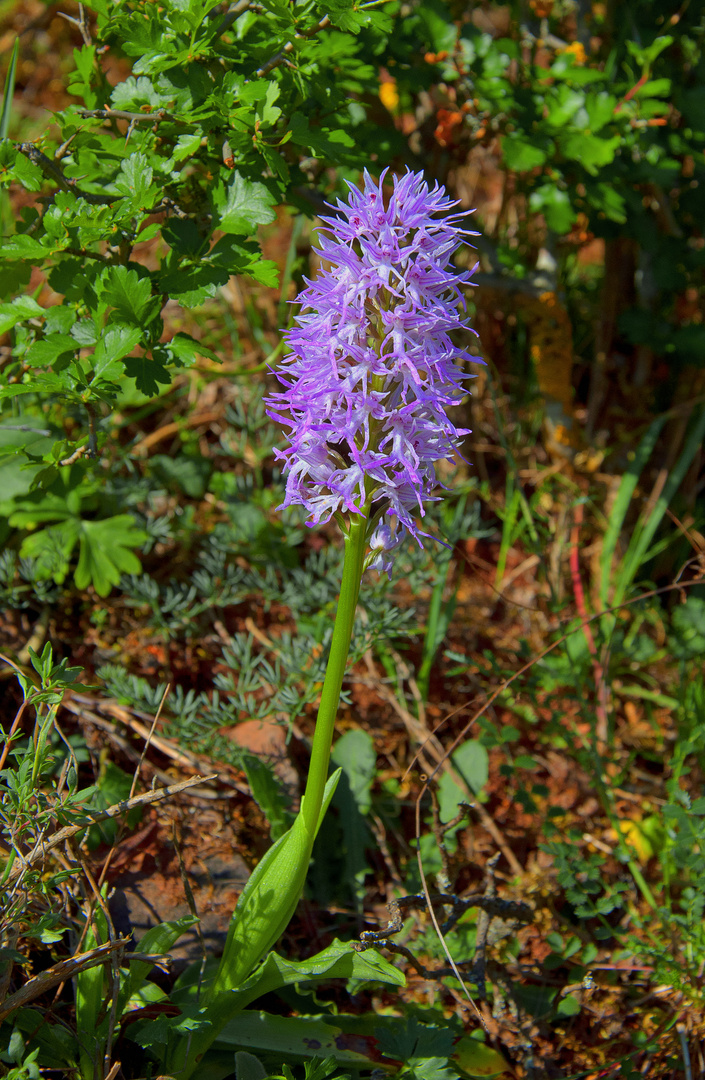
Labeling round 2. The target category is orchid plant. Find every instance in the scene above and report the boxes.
[139,169,479,1076]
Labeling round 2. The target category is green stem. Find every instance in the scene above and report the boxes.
[301,512,368,835]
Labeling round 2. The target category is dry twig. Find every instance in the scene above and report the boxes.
[3,774,216,886]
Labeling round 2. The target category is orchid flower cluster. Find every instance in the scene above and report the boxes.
[266,168,481,573]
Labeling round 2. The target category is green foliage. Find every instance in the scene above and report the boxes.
[0,0,398,597]
[0,461,148,595]
[437,740,488,823]
[0,1039,41,1080]
[1,639,404,1077]
[312,729,377,907]
[390,1,705,387]
[670,595,705,660]
[244,754,295,843]
[377,1015,458,1080]
[0,0,394,458]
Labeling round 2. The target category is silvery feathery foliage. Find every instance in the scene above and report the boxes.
[265,169,482,574]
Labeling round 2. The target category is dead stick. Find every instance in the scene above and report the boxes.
[4,775,216,885]
[0,940,127,1023]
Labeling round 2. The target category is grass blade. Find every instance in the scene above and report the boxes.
[613,406,705,608]
[0,39,19,141]
[599,415,667,608]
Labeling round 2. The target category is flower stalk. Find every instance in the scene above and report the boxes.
[301,510,369,834]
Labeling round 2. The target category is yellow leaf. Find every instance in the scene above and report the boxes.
[453,1035,510,1078]
[617,819,654,864]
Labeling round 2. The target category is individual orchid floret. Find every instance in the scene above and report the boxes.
[265,168,482,572]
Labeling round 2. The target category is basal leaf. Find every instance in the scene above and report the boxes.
[438,739,489,822]
[118,915,199,1018]
[331,729,376,815]
[243,753,294,842]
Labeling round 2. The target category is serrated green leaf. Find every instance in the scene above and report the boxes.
[326,0,367,34]
[502,135,548,171]
[100,265,161,325]
[115,152,158,207]
[0,295,44,333]
[166,132,203,168]
[213,171,276,235]
[288,112,355,157]
[123,350,172,396]
[110,74,162,110]
[0,373,69,399]
[166,331,220,365]
[584,90,616,133]
[559,131,621,173]
[544,85,585,129]
[529,183,576,233]
[71,319,98,346]
[26,334,76,367]
[0,232,48,259]
[45,305,76,334]
[158,266,225,306]
[8,147,45,191]
[92,325,142,382]
[258,80,282,125]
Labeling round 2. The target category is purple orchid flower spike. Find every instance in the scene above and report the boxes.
[266,168,483,574]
